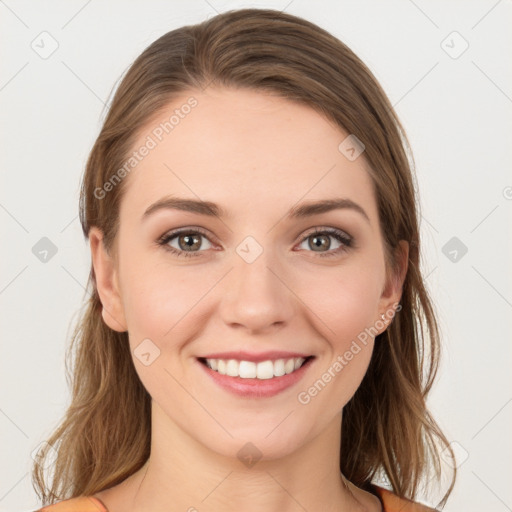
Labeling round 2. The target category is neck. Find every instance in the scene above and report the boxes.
[117,401,368,512]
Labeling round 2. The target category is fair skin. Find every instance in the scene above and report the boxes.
[90,87,408,512]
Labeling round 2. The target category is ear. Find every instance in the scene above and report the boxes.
[377,240,409,331]
[89,226,128,332]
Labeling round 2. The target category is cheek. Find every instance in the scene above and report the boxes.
[118,252,203,337]
[298,262,383,345]
[118,262,206,397]
[293,263,381,406]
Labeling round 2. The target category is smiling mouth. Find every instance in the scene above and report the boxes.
[198,356,314,379]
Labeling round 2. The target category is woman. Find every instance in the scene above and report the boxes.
[32,8,456,511]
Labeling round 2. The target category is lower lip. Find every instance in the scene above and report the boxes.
[197,358,314,398]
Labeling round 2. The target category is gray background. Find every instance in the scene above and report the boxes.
[1,1,511,511]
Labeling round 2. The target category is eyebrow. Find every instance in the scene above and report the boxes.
[142,196,370,223]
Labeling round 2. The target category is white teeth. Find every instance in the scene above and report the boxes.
[217,359,227,375]
[226,359,239,377]
[239,360,257,378]
[256,360,274,380]
[273,359,285,377]
[204,357,307,379]
[284,358,295,374]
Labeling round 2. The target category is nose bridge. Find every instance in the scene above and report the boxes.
[220,234,295,331]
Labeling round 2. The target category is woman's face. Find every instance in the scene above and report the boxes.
[90,86,406,460]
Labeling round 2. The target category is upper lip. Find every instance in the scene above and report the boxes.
[198,351,313,363]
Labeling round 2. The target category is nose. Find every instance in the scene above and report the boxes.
[219,246,296,334]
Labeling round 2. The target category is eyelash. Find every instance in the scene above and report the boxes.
[156,226,354,259]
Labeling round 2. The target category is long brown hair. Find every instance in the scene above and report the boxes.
[32,8,456,508]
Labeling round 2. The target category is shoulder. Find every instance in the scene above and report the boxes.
[32,487,438,512]
[372,484,439,512]
[34,496,108,512]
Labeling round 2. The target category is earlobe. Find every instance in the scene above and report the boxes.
[89,227,128,333]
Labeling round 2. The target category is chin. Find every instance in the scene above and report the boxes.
[197,420,314,464]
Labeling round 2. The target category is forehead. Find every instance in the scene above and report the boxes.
[120,87,378,225]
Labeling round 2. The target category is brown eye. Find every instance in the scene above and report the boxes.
[158,229,213,258]
[176,233,202,251]
[297,228,353,258]
[157,226,353,259]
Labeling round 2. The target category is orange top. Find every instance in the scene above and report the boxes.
[34,484,438,511]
